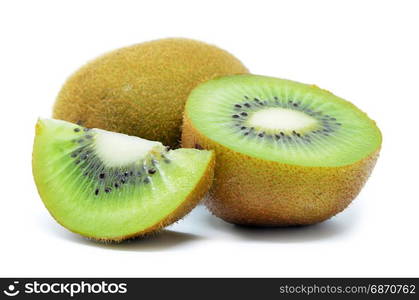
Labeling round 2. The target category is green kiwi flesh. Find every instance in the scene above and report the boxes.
[33,119,214,241]
[185,75,381,167]
[182,74,382,226]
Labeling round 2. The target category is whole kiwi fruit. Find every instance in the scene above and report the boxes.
[53,38,248,147]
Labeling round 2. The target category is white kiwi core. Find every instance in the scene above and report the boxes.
[93,129,165,167]
[248,107,317,132]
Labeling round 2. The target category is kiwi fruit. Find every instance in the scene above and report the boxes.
[32,118,214,241]
[182,74,382,226]
[53,38,248,148]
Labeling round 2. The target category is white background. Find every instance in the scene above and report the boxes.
[0,0,418,277]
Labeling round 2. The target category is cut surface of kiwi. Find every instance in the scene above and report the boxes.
[33,119,214,241]
[182,74,382,226]
[186,75,381,167]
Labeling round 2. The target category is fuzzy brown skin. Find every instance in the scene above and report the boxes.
[182,116,380,226]
[53,38,248,148]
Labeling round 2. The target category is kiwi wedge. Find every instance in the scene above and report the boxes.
[33,118,214,241]
[53,38,248,148]
[182,74,382,226]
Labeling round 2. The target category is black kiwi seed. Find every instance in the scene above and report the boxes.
[240,112,248,117]
[244,103,251,108]
[232,114,240,118]
[274,96,279,100]
[105,187,111,193]
[275,134,281,139]
[75,160,81,165]
[244,96,249,99]
[121,179,126,184]
[240,126,247,130]
[74,128,80,132]
[254,98,260,102]
[296,133,301,137]
[235,104,242,108]
[99,173,105,179]
[164,159,171,164]
[94,189,99,196]
[71,153,77,158]
[114,183,119,188]
[148,169,156,174]
[244,132,249,136]
[293,103,298,107]
[258,132,265,137]
[280,132,285,136]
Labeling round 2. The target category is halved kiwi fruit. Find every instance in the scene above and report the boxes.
[33,118,214,241]
[182,74,382,226]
